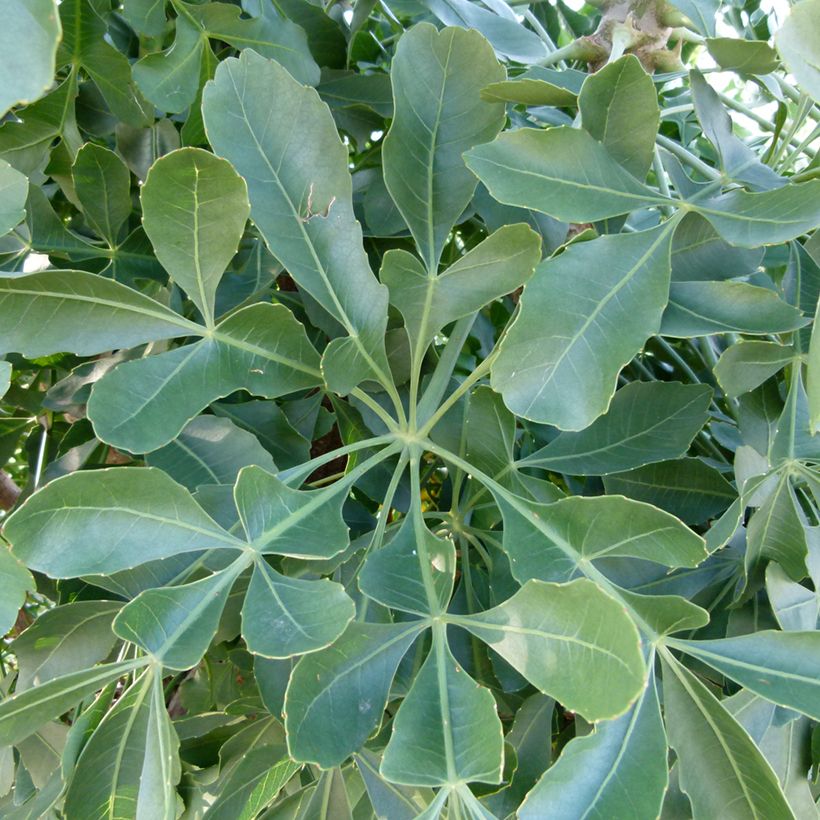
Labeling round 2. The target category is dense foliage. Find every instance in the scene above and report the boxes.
[0,0,819,816]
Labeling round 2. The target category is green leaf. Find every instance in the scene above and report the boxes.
[0,73,76,176]
[12,601,122,690]
[482,694,554,816]
[234,464,349,558]
[491,222,677,428]
[420,0,548,63]
[146,415,276,491]
[381,631,503,786]
[770,366,820,463]
[522,381,712,475]
[355,749,434,820]
[480,67,584,106]
[202,49,391,394]
[133,13,205,114]
[705,37,780,75]
[694,181,820,247]
[0,159,27,238]
[205,754,300,820]
[662,281,809,337]
[381,223,540,357]
[359,513,456,616]
[455,579,646,721]
[671,212,763,282]
[0,0,61,116]
[122,0,166,37]
[0,270,197,358]
[495,493,707,585]
[0,360,10,398]
[0,545,33,635]
[0,659,146,747]
[669,631,820,720]
[464,126,669,223]
[185,0,320,87]
[715,341,795,397]
[775,0,820,104]
[87,303,322,453]
[766,563,818,631]
[141,147,250,327]
[4,467,241,576]
[113,559,245,669]
[617,589,710,636]
[661,653,794,820]
[579,55,660,180]
[241,557,354,658]
[59,0,152,127]
[519,670,667,820]
[690,70,784,190]
[808,297,820,432]
[668,0,718,35]
[72,144,132,244]
[382,24,505,271]
[603,457,737,524]
[285,621,424,767]
[746,474,808,583]
[63,669,180,820]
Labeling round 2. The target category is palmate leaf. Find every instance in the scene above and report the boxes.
[12,601,122,691]
[0,159,28,238]
[113,559,247,670]
[464,127,669,223]
[662,281,808,337]
[146,415,277,491]
[72,144,131,245]
[381,223,541,357]
[602,457,737,524]
[3,451,397,669]
[241,557,355,658]
[0,546,34,635]
[494,493,708,584]
[358,513,456,616]
[2,3,820,816]
[87,303,323,453]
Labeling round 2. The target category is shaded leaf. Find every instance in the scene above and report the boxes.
[285,621,424,767]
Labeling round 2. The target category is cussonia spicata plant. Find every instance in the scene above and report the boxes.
[0,0,819,817]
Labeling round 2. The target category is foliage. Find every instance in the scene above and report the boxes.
[0,0,819,817]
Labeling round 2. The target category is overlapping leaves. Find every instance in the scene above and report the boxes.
[0,1,819,818]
